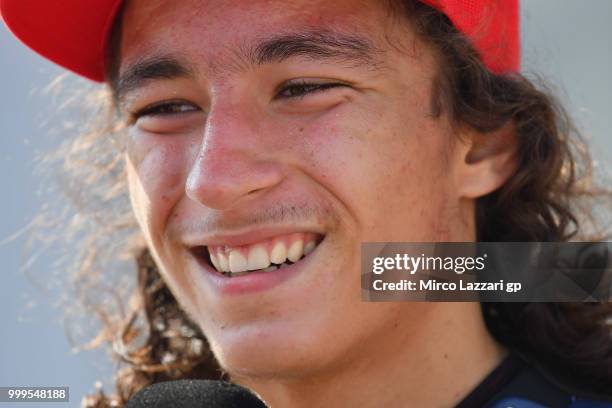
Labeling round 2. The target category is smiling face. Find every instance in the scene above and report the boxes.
[118,0,476,381]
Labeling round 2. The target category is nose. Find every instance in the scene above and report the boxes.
[186,102,285,210]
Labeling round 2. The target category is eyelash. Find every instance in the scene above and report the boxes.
[130,81,345,121]
[130,100,198,122]
[275,80,345,100]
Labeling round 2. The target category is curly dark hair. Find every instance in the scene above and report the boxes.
[27,0,611,406]
[396,0,612,395]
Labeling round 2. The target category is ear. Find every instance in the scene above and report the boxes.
[454,121,519,199]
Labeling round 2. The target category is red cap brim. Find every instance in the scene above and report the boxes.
[1,0,123,82]
[421,0,520,74]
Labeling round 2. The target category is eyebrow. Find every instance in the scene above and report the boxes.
[114,29,383,101]
[114,56,195,102]
[249,29,382,67]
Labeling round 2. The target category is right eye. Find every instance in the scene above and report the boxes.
[130,100,200,121]
[128,100,204,134]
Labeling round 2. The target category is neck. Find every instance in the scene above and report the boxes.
[234,302,506,408]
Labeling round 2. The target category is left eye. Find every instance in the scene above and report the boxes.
[276,81,345,99]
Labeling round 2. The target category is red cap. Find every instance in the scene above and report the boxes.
[0,0,519,82]
[420,0,520,74]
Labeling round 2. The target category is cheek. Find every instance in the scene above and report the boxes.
[300,106,452,240]
[126,132,197,240]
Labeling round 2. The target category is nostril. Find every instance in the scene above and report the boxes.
[246,187,265,196]
[185,154,285,211]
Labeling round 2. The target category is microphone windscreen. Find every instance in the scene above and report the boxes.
[125,379,268,408]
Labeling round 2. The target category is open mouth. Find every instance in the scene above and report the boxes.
[191,232,325,277]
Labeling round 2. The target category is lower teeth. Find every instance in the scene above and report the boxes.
[222,260,294,277]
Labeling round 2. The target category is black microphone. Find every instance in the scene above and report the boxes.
[125,379,268,408]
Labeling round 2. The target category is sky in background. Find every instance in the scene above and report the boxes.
[1,1,611,407]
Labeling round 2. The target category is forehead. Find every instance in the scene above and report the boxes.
[119,0,395,68]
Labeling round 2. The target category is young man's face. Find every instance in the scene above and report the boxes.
[120,0,476,379]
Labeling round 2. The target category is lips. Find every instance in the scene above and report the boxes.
[190,232,324,277]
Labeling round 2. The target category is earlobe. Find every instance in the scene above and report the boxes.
[456,121,519,199]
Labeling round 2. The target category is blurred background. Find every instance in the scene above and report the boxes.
[1,1,611,407]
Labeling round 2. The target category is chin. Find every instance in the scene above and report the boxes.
[207,319,337,381]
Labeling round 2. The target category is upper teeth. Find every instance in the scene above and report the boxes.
[247,245,270,270]
[270,242,287,264]
[207,232,320,274]
[287,240,303,263]
[229,250,248,273]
